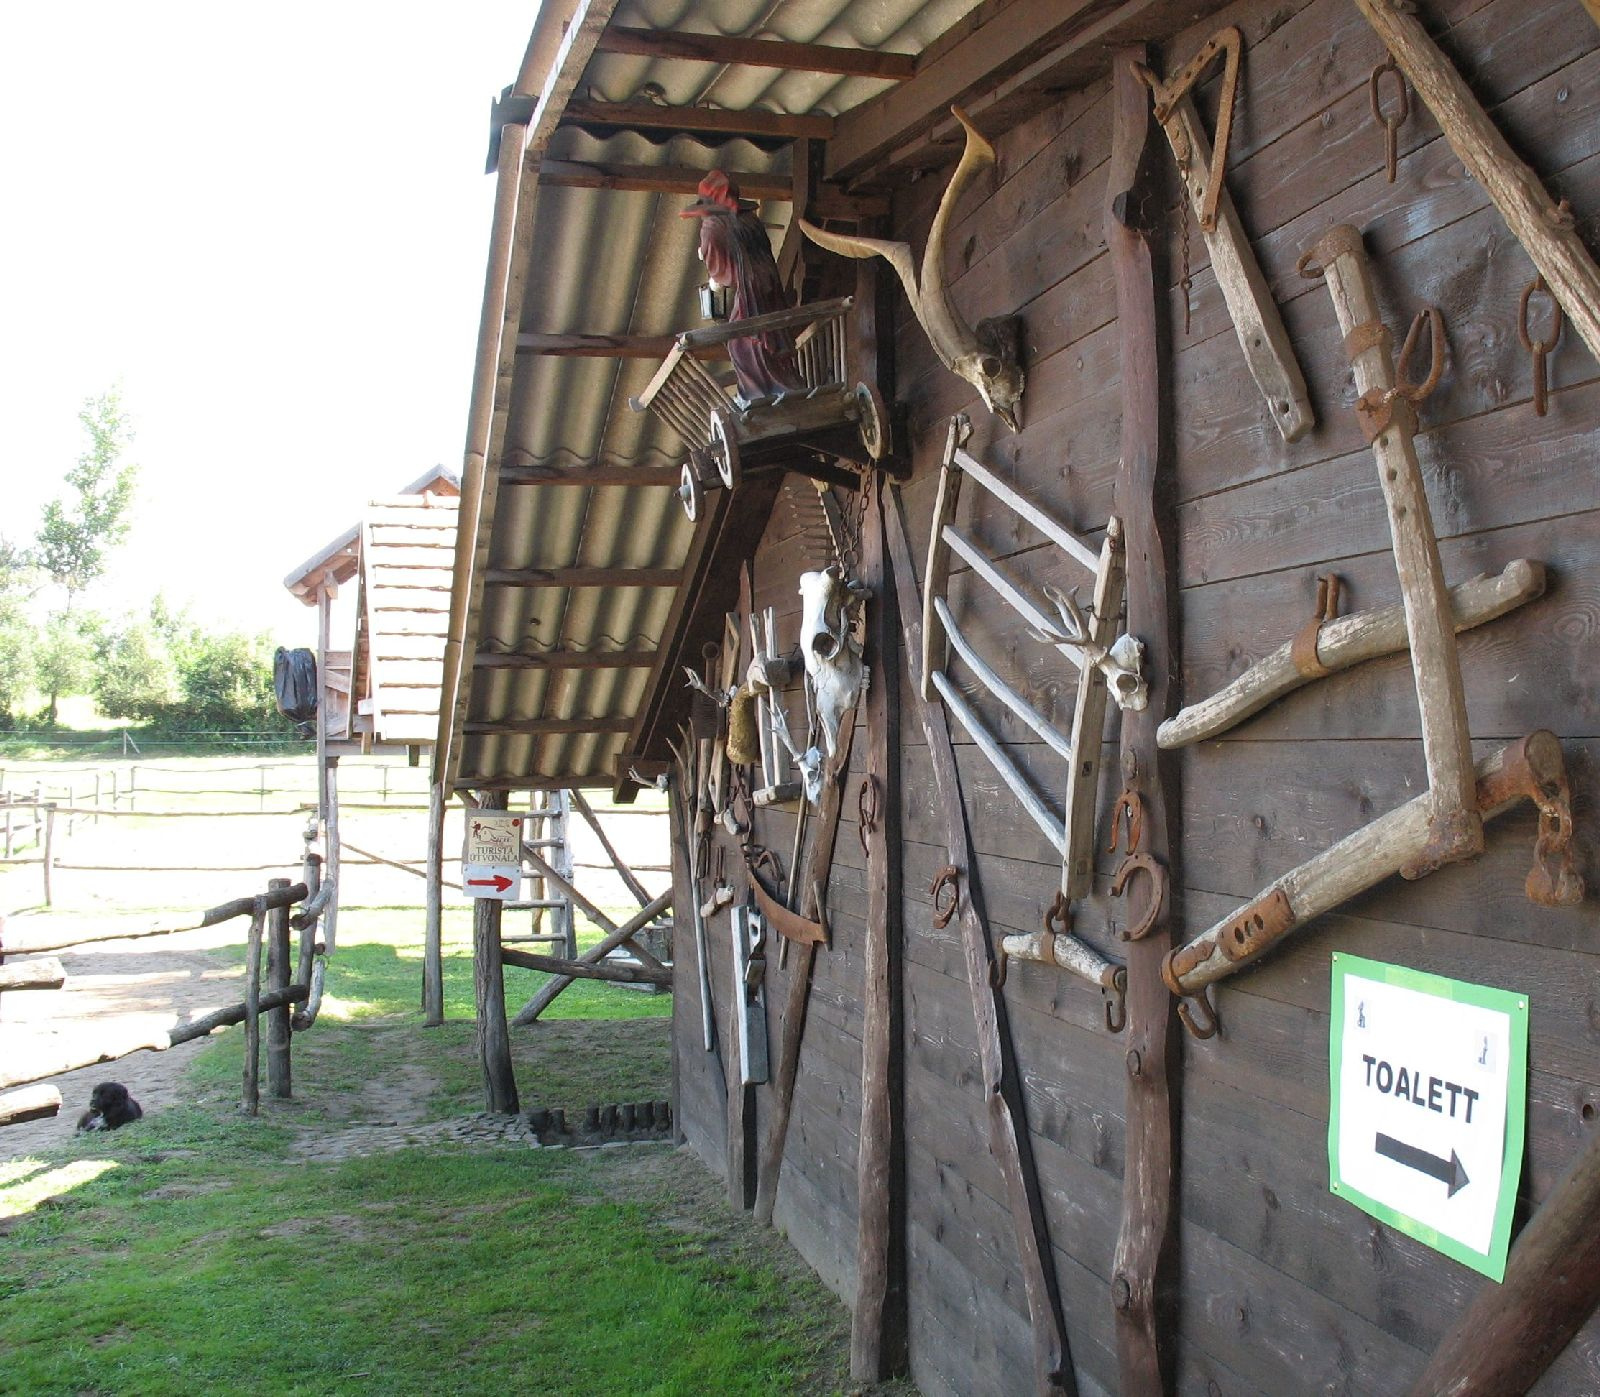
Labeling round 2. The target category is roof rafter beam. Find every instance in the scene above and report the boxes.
[498,464,683,486]
[593,27,916,80]
[459,775,620,792]
[824,0,1183,181]
[473,650,657,670]
[538,159,792,199]
[463,717,635,735]
[483,566,680,588]
[561,99,834,142]
[514,332,725,359]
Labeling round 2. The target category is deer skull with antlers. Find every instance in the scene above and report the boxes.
[1042,584,1148,712]
[798,106,1026,431]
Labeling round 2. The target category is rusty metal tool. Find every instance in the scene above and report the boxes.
[1299,224,1482,879]
[1518,275,1564,417]
[745,854,828,946]
[1369,59,1409,183]
[1136,28,1314,441]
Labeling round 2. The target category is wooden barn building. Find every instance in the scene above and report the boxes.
[436,1,1599,1392]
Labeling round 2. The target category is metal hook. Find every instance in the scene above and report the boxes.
[1392,306,1446,405]
[1107,785,1144,856]
[857,774,881,858]
[1176,988,1220,1040]
[1517,276,1563,417]
[1368,58,1409,183]
[1103,967,1128,1034]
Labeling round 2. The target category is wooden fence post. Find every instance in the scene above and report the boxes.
[266,876,292,1099]
[42,805,56,907]
[423,781,445,1026]
[243,899,265,1115]
[473,793,518,1114]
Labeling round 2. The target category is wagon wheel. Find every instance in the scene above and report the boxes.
[854,381,889,461]
[709,409,742,491]
[678,460,704,523]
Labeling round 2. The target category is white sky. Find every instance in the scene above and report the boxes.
[0,2,538,646]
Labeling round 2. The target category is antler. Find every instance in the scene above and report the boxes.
[799,107,1025,430]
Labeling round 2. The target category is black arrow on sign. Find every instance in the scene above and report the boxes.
[1375,1132,1470,1197]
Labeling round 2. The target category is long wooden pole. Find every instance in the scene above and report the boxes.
[851,472,907,1381]
[423,780,446,1025]
[265,877,292,1099]
[1108,49,1179,1397]
[1355,0,1600,363]
[885,489,1074,1396]
[508,887,675,1024]
[242,901,264,1116]
[568,788,652,909]
[1411,1128,1600,1395]
[473,794,518,1115]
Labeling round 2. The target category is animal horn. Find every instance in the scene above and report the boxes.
[917,106,996,375]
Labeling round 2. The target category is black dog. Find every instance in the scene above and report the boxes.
[76,1081,143,1132]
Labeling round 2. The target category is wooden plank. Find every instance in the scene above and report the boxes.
[593,27,915,79]
[515,331,684,358]
[884,487,1074,1395]
[472,648,656,670]
[498,463,685,486]
[562,99,834,142]
[1106,49,1179,1396]
[463,717,633,736]
[0,956,65,991]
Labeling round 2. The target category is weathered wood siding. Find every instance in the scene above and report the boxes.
[673,0,1599,1390]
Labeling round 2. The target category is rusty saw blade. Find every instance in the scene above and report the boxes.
[744,860,828,946]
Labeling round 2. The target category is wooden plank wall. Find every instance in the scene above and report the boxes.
[672,0,1599,1391]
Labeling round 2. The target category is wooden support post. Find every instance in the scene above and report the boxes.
[1410,1126,1600,1395]
[1107,48,1179,1397]
[265,876,292,1099]
[474,795,519,1114]
[42,804,55,907]
[885,489,1074,1396]
[296,851,321,988]
[323,758,341,953]
[243,900,265,1115]
[851,471,907,1382]
[423,780,446,1025]
[751,688,861,1226]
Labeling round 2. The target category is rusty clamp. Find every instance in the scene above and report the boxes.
[1133,26,1241,233]
[1351,307,1446,444]
[1291,574,1344,679]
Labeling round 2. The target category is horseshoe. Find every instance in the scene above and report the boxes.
[1110,851,1169,942]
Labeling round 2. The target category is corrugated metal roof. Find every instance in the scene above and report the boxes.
[444,0,985,793]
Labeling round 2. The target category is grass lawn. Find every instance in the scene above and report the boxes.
[1,900,899,1396]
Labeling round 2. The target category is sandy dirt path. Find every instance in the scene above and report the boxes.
[1,920,247,1159]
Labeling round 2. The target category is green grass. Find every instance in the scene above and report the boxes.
[0,1117,854,1395]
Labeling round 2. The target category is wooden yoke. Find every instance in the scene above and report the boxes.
[1107,47,1180,1397]
[1301,225,1482,879]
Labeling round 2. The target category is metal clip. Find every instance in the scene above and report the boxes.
[1517,276,1563,418]
[1291,574,1343,679]
[1368,58,1409,183]
[1176,987,1220,1040]
[930,864,961,929]
[1103,966,1128,1034]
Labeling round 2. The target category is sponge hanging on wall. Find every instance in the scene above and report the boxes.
[727,684,762,766]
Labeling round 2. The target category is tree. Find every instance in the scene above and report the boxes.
[35,391,139,720]
[94,620,178,722]
[36,390,138,604]
[0,593,33,725]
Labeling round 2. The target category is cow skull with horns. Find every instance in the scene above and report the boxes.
[798,106,1026,431]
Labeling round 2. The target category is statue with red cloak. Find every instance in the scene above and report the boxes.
[680,172,804,404]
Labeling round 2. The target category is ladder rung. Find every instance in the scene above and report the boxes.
[504,899,568,910]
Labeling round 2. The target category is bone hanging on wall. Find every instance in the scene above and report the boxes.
[798,107,1026,431]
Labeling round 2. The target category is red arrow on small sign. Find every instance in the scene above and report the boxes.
[467,874,514,893]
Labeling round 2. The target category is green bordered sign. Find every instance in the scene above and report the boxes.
[1328,953,1528,1281]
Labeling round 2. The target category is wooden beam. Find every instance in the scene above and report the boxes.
[499,464,683,487]
[463,717,635,736]
[1107,48,1179,1397]
[459,774,618,792]
[851,472,908,1381]
[562,99,834,142]
[824,0,1182,182]
[483,566,680,588]
[1410,1126,1600,1395]
[0,956,65,991]
[539,159,792,200]
[595,27,915,80]
[473,793,519,1114]
[516,332,677,357]
[501,946,670,985]
[472,649,656,670]
[511,888,674,1023]
[0,1085,61,1128]
[884,487,1073,1395]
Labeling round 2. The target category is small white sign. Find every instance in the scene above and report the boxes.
[462,812,523,901]
[1329,954,1528,1280]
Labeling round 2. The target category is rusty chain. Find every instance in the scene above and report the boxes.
[1368,58,1409,183]
[1517,275,1563,417]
